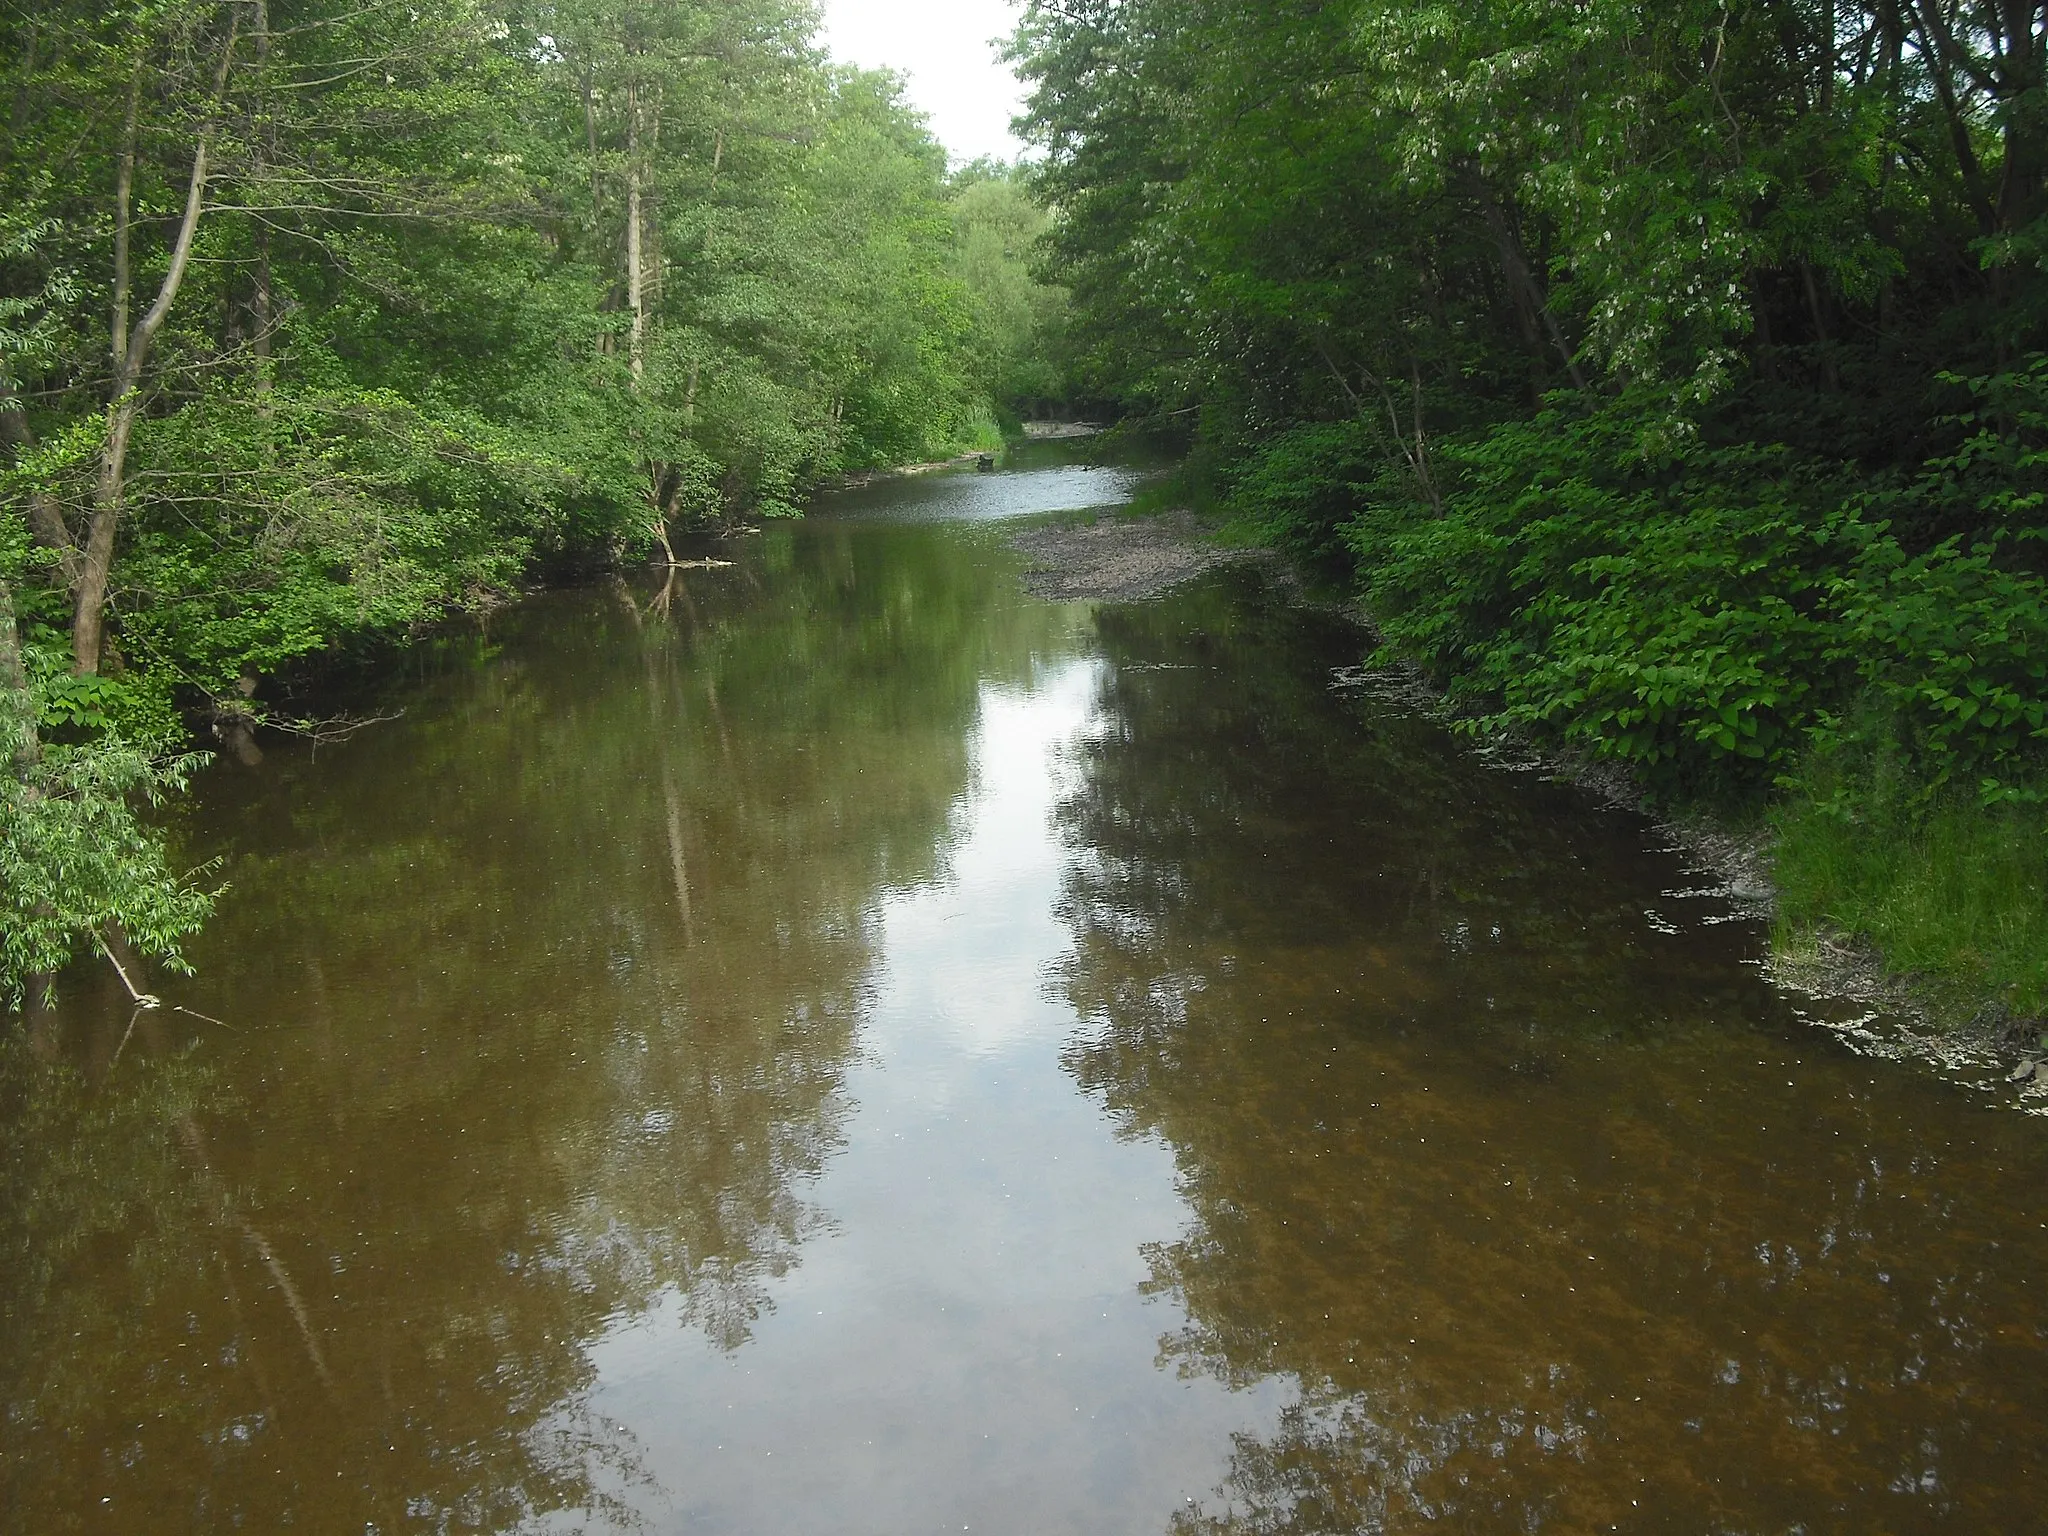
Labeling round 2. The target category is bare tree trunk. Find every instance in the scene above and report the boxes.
[1907,0,1999,233]
[73,16,239,676]
[1751,276,1778,381]
[250,0,275,425]
[626,82,646,382]
[1800,260,1841,388]
[647,83,664,307]
[112,66,142,370]
[252,228,274,406]
[72,405,138,673]
[1475,187,1588,391]
[625,76,672,555]
[1311,335,1444,515]
[676,126,722,440]
[582,64,602,228]
[1993,2,2047,235]
[645,468,678,564]
[1817,0,1836,113]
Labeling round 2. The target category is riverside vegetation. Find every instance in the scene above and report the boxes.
[6,0,2046,1040]
[0,0,1065,1003]
[1011,0,2048,1035]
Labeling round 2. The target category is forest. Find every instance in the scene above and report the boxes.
[0,0,1061,1002]
[1012,0,2048,1021]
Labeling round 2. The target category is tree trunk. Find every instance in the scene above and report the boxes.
[112,66,141,369]
[582,64,602,228]
[626,82,646,381]
[73,16,237,675]
[647,84,664,307]
[0,577,40,772]
[251,0,275,424]
[1475,186,1588,391]
[253,228,274,404]
[1993,2,2047,236]
[1908,0,1999,233]
[1751,277,1778,382]
[73,391,144,676]
[1801,260,1840,388]
[1818,0,1835,112]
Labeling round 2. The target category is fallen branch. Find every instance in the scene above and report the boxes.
[267,709,405,744]
[96,932,161,1010]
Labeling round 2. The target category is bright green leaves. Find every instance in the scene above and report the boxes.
[0,735,219,1009]
[1832,533,2048,796]
[950,165,1070,418]
[1,568,214,1009]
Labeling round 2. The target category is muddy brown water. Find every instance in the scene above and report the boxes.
[5,441,2047,1534]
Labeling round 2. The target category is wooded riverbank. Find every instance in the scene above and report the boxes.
[7,0,2045,1049]
[1010,499,2047,1074]
[14,476,2048,1529]
[1010,0,2048,1042]
[1,0,1070,1005]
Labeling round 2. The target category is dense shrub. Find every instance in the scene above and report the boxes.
[1343,375,2048,803]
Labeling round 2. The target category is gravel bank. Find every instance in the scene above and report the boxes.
[1010,511,1264,601]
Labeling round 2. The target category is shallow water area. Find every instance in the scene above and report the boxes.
[825,436,1158,523]
[6,442,2048,1533]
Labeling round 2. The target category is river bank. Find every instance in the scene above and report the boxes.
[16,449,2048,1530]
[1013,504,2048,1103]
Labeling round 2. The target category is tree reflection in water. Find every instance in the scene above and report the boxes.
[2,521,1074,1532]
[1053,573,2048,1533]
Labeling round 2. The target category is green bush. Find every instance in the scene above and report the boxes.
[1221,420,1394,556]
[1343,379,2048,802]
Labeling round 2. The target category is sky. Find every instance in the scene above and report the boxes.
[817,0,1031,166]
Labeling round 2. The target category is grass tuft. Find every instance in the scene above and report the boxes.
[1773,774,2048,1023]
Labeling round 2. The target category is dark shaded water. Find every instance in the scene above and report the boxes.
[5,442,2047,1533]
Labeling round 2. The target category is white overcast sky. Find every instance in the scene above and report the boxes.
[818,0,1030,165]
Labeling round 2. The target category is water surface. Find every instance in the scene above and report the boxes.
[5,444,2047,1533]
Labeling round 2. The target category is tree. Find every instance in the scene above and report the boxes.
[2,0,1059,1005]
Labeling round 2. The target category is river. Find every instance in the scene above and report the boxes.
[5,439,2047,1533]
